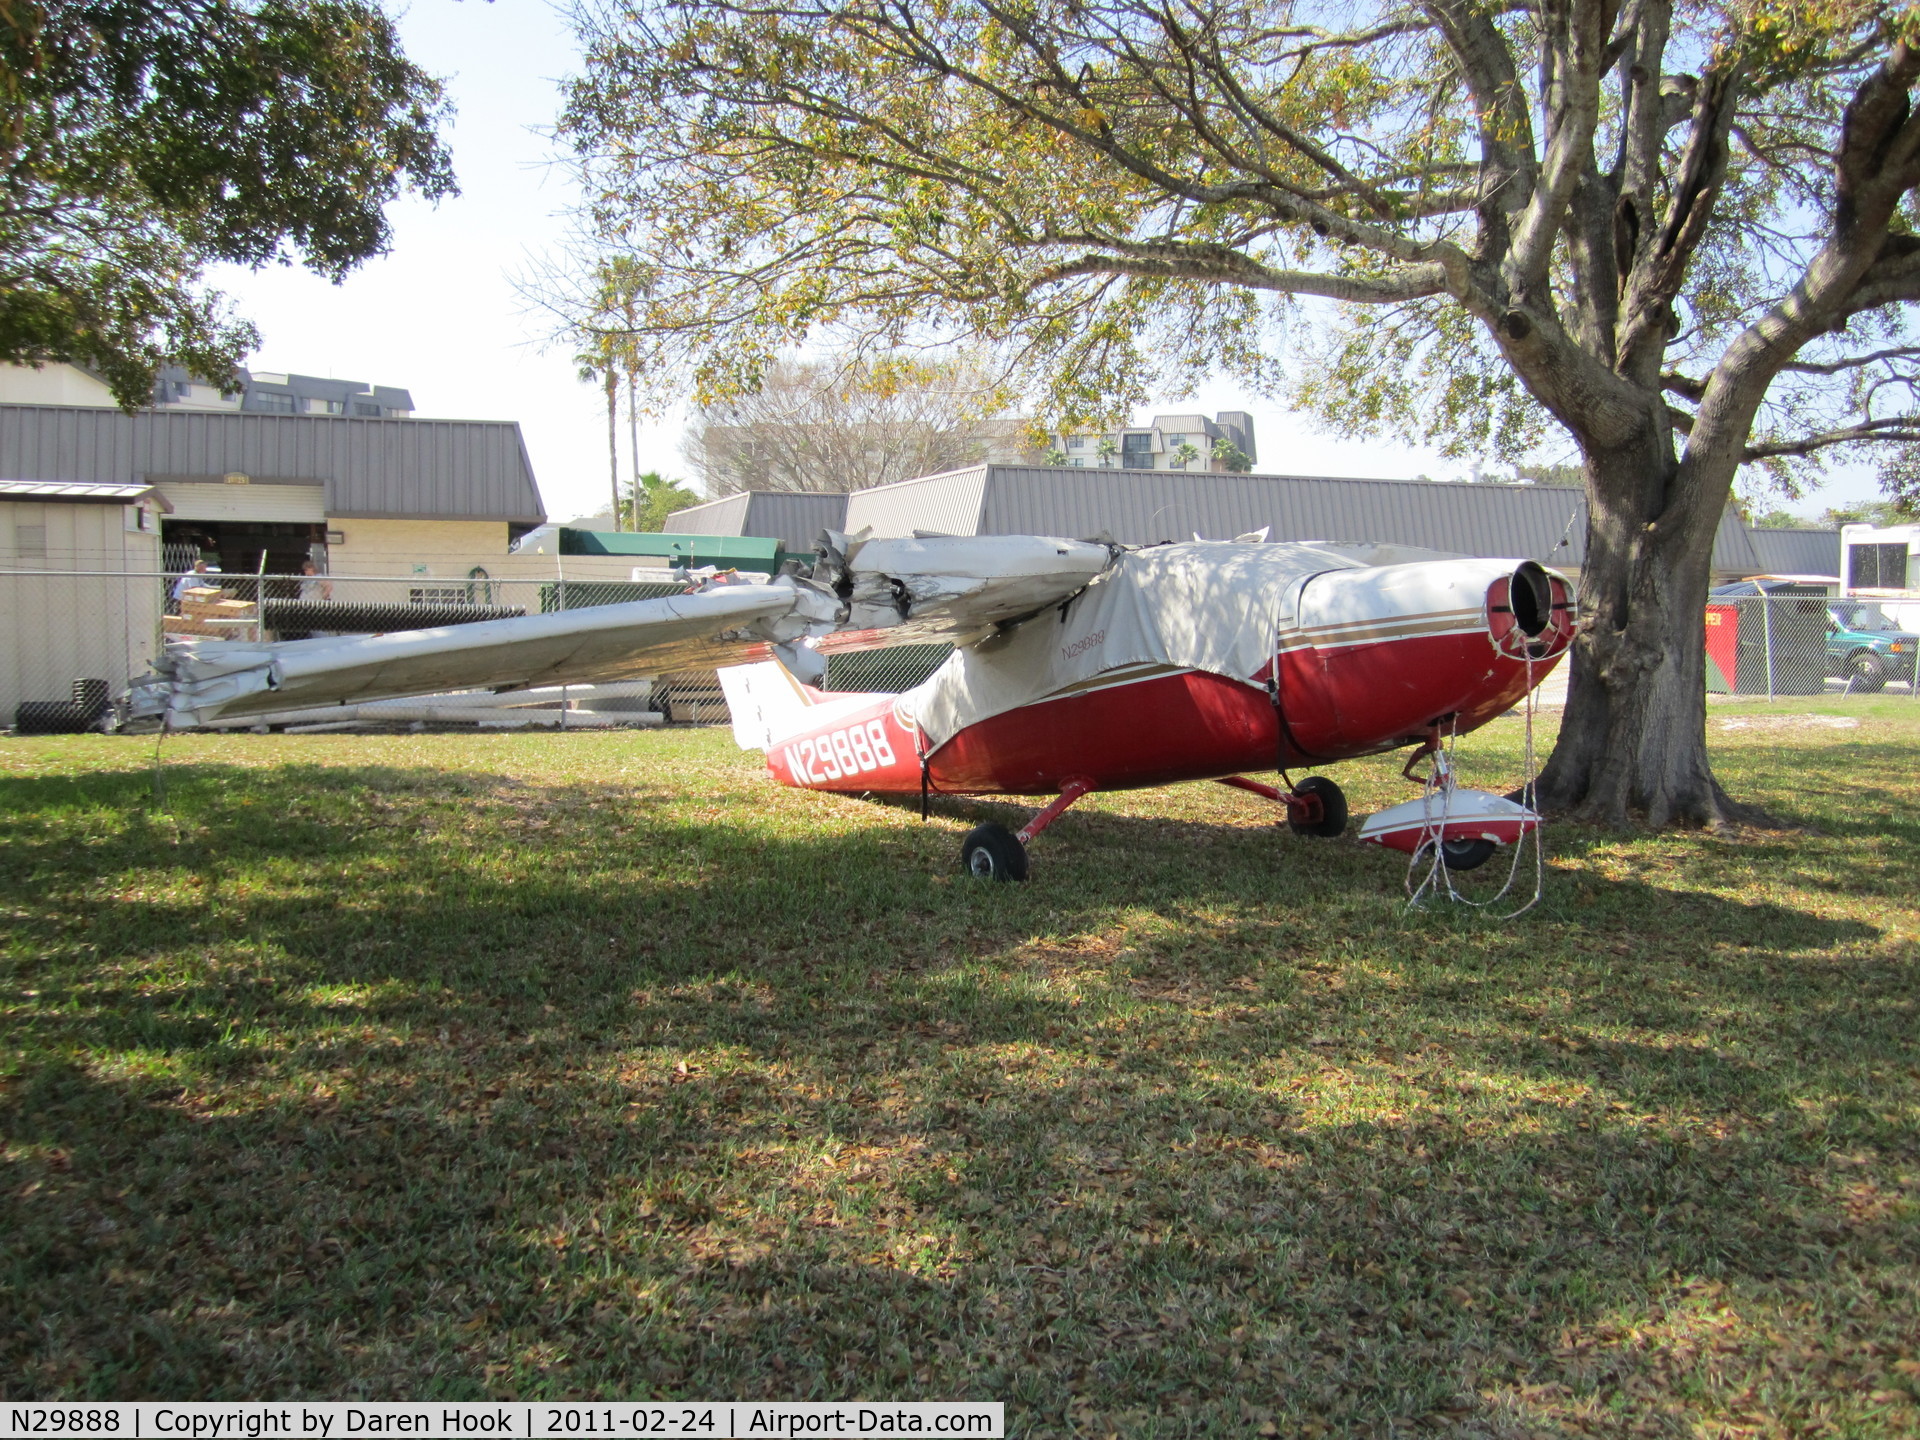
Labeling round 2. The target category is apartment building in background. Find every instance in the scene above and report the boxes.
[0,361,414,419]
[1046,411,1259,472]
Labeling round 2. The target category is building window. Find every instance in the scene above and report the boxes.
[353,401,382,417]
[321,399,345,415]
[1066,436,1084,449]
[1070,458,1084,467]
[1165,433,1187,447]
[253,392,297,414]
[1850,543,1910,589]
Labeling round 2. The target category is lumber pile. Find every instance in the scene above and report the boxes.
[165,584,259,643]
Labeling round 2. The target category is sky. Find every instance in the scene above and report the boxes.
[204,0,1887,526]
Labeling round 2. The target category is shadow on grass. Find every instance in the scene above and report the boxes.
[2,753,1916,1430]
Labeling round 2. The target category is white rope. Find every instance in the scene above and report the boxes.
[1405,639,1546,919]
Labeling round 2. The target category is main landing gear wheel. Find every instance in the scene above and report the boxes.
[1419,836,1499,872]
[1287,776,1349,838]
[960,822,1029,882]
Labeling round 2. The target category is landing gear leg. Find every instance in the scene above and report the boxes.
[959,776,1095,882]
[1216,774,1349,838]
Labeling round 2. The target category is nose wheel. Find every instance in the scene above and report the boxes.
[1417,836,1498,871]
[1285,775,1349,838]
[1215,773,1350,838]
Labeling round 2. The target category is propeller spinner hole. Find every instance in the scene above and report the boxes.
[1510,561,1553,638]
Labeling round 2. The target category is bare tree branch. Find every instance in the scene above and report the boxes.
[1743,416,1920,462]
[1782,344,1920,376]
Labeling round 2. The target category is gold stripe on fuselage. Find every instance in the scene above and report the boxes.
[1278,608,1486,652]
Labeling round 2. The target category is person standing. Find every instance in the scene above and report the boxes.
[169,559,211,612]
[288,560,334,640]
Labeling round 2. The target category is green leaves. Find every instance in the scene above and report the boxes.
[625,470,699,531]
[555,0,1920,513]
[0,0,454,406]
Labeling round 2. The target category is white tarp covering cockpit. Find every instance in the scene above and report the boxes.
[899,542,1362,748]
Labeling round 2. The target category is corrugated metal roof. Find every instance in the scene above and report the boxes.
[0,477,160,502]
[674,467,1807,578]
[1710,511,1761,575]
[0,404,544,522]
[664,491,849,550]
[664,493,750,535]
[840,465,1777,575]
[743,493,849,550]
[1744,527,1840,578]
[963,465,1589,561]
[844,467,990,539]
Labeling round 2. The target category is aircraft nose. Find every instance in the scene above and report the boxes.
[1486,560,1575,660]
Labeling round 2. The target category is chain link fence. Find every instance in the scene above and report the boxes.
[1,567,956,733]
[15,567,1917,734]
[1706,592,1920,699]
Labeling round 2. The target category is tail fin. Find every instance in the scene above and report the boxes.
[716,660,821,750]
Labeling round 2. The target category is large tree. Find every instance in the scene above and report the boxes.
[1,0,453,405]
[560,0,1920,826]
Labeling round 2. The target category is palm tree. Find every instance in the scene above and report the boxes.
[571,257,649,529]
[630,472,700,531]
[575,352,621,528]
[1210,437,1252,473]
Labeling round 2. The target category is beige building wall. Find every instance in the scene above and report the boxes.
[325,518,664,582]
[0,500,164,719]
[0,363,118,407]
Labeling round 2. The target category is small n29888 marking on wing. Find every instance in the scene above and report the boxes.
[785,720,898,783]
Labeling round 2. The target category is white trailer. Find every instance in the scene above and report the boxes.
[1841,522,1920,629]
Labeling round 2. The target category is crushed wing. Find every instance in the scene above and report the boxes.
[127,534,1115,729]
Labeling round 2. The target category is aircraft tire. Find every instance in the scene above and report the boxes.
[1420,836,1498,871]
[960,823,1029,882]
[1287,776,1349,838]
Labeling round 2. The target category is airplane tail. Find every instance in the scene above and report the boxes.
[716,660,824,750]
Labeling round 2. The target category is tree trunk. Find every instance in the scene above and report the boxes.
[606,368,621,530]
[628,380,641,518]
[1533,424,1770,828]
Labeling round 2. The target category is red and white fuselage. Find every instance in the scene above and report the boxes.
[721,544,1574,799]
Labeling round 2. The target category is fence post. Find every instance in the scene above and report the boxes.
[1762,594,1775,701]
[555,550,567,730]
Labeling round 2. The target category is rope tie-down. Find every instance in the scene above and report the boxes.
[1398,638,1546,918]
[1344,602,1550,919]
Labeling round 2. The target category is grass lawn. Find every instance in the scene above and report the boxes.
[2,701,1917,1435]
